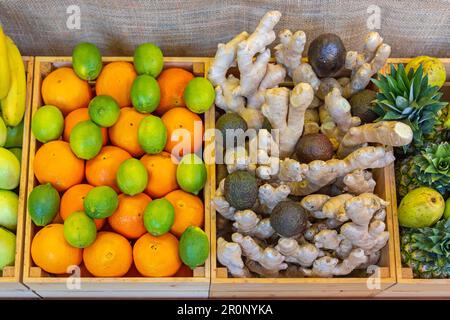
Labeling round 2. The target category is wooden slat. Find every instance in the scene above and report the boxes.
[0,57,36,297]
[23,57,212,297]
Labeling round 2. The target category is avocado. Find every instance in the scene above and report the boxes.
[261,117,272,132]
[295,133,334,163]
[224,170,258,210]
[270,201,308,237]
[216,164,228,188]
[349,89,378,123]
[216,113,248,148]
[308,33,346,78]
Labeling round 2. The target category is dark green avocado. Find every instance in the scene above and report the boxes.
[224,170,258,210]
[349,89,378,123]
[308,33,346,78]
[270,201,308,237]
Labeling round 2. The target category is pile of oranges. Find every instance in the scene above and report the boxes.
[30,52,209,278]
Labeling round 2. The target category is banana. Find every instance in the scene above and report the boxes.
[0,36,26,126]
[0,25,11,99]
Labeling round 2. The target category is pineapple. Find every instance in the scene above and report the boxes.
[401,218,450,279]
[396,142,450,198]
[372,64,447,152]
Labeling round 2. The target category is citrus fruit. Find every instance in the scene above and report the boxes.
[179,226,209,269]
[162,107,203,157]
[140,151,178,198]
[131,75,160,113]
[137,115,167,154]
[72,42,102,81]
[69,120,103,160]
[445,198,450,219]
[155,68,194,115]
[143,198,175,236]
[133,233,181,277]
[63,108,108,145]
[34,141,84,192]
[133,43,164,77]
[0,147,20,190]
[83,231,132,277]
[88,95,120,127]
[60,184,104,230]
[398,187,445,228]
[8,148,21,163]
[108,193,151,239]
[176,153,206,195]
[109,107,146,157]
[0,227,15,270]
[184,77,215,114]
[0,117,6,147]
[406,56,446,88]
[41,67,92,115]
[63,211,97,248]
[5,120,24,148]
[116,158,148,196]
[31,224,83,274]
[28,183,60,227]
[85,146,131,192]
[0,190,18,231]
[31,105,64,143]
[165,190,204,237]
[84,186,118,219]
[95,61,137,108]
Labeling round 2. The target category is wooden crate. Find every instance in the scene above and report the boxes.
[0,57,37,298]
[207,59,397,298]
[379,58,450,298]
[23,57,212,298]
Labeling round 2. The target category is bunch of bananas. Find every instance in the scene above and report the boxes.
[0,25,25,128]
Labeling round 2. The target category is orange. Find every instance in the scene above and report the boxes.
[63,108,108,145]
[164,190,204,237]
[108,193,151,239]
[161,107,203,157]
[85,146,131,192]
[34,141,85,192]
[109,107,146,157]
[140,151,178,198]
[41,67,93,115]
[95,62,137,108]
[155,68,194,116]
[31,224,83,274]
[60,184,105,230]
[133,233,181,277]
[83,231,132,277]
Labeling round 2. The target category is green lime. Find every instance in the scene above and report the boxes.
[28,183,60,227]
[133,43,164,77]
[179,226,209,269]
[0,227,16,270]
[72,42,102,81]
[84,186,118,219]
[5,120,24,148]
[32,105,64,143]
[444,198,450,219]
[63,211,97,248]
[138,115,167,154]
[0,117,7,147]
[69,120,102,160]
[176,153,206,195]
[131,75,160,113]
[116,158,148,196]
[183,77,215,114]
[88,95,120,127]
[8,148,21,163]
[0,147,20,190]
[0,190,18,231]
[143,198,175,236]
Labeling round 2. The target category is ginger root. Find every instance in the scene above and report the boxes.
[212,179,236,220]
[233,210,275,239]
[274,29,306,77]
[342,169,376,194]
[343,32,391,98]
[261,82,314,158]
[258,184,290,214]
[275,238,321,267]
[217,237,250,278]
[337,121,414,158]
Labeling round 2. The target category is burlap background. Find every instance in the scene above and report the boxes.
[0,0,449,57]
